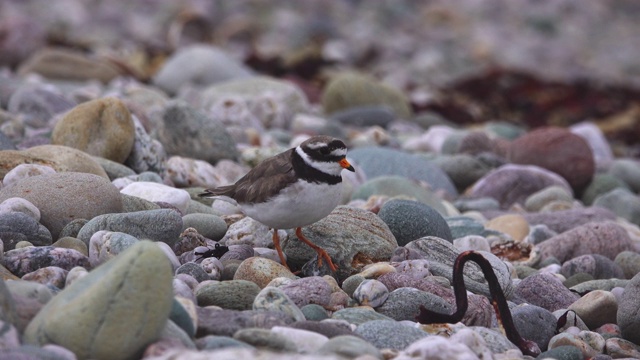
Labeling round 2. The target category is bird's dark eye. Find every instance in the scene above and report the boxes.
[319,147,330,155]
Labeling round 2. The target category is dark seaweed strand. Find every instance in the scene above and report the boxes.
[416,250,541,357]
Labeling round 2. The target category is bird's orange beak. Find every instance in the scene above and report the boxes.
[339,158,355,172]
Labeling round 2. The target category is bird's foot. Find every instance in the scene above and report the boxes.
[315,248,337,272]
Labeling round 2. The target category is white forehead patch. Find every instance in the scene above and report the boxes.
[305,142,328,150]
[330,148,347,157]
[295,147,344,175]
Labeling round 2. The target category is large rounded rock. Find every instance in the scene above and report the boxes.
[348,147,457,198]
[0,145,108,179]
[515,273,580,312]
[152,45,253,95]
[322,72,411,119]
[282,206,397,275]
[508,127,595,193]
[52,97,135,163]
[77,209,183,247]
[157,101,239,163]
[23,241,173,360]
[536,221,633,263]
[200,76,309,134]
[469,164,572,209]
[377,199,452,246]
[618,272,640,344]
[0,172,122,239]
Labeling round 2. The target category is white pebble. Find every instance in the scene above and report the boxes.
[120,181,190,213]
[0,197,41,222]
[3,164,56,187]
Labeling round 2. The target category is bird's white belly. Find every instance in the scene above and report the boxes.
[242,181,343,229]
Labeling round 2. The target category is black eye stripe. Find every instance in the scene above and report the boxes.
[305,148,345,162]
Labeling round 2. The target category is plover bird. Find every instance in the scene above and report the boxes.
[200,135,355,271]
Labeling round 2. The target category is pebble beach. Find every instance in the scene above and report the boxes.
[1,1,640,360]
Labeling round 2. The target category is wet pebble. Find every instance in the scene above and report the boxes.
[377,199,452,245]
[354,320,429,350]
[1,246,90,277]
[195,280,260,310]
[515,272,579,312]
[352,279,389,307]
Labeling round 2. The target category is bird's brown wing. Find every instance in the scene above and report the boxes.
[200,148,297,204]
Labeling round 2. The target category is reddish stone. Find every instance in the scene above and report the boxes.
[508,127,595,193]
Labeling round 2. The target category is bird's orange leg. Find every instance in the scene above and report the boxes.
[295,227,337,272]
[272,229,290,270]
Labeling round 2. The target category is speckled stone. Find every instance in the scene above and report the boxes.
[195,280,260,310]
[124,115,167,175]
[1,246,90,277]
[354,320,429,350]
[536,221,633,263]
[233,257,297,288]
[515,272,580,312]
[279,276,333,309]
[23,241,173,360]
[0,172,122,239]
[77,209,183,247]
[376,287,452,321]
[253,286,306,322]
